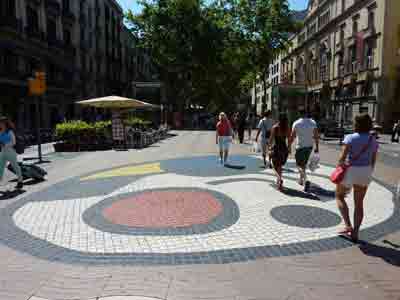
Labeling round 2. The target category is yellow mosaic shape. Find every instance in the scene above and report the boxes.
[81,163,164,181]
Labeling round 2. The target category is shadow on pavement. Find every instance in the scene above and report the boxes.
[224,164,246,170]
[0,189,26,200]
[282,187,320,201]
[359,242,400,267]
[383,240,400,249]
[309,183,336,199]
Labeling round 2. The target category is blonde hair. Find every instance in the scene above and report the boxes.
[219,112,226,121]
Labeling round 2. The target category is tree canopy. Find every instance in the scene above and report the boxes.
[126,0,297,113]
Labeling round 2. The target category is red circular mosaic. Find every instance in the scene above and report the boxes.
[103,190,223,228]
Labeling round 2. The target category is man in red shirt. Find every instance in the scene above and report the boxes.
[216,112,234,165]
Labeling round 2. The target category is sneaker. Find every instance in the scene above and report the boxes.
[16,182,23,190]
[304,181,310,192]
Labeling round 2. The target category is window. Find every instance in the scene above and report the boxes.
[298,32,306,44]
[340,24,345,42]
[352,19,358,35]
[365,40,375,69]
[26,6,39,32]
[47,18,57,41]
[349,46,357,72]
[62,0,70,11]
[320,48,329,82]
[319,11,330,28]
[2,0,16,16]
[368,9,375,29]
[63,29,72,45]
[308,23,317,36]
[338,54,345,77]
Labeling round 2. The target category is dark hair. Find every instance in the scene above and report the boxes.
[278,113,289,133]
[354,114,372,133]
[264,110,272,117]
[0,117,15,131]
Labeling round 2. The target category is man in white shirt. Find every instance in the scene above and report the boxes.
[255,110,274,168]
[289,109,319,192]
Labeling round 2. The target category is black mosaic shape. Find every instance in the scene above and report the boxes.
[271,205,342,228]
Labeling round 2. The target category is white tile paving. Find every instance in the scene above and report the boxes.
[13,160,394,254]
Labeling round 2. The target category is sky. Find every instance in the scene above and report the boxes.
[116,0,309,14]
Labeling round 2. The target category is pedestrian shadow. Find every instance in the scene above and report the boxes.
[383,240,400,249]
[308,183,336,199]
[281,187,320,201]
[0,189,26,200]
[358,241,400,267]
[224,164,246,170]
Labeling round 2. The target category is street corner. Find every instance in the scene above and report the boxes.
[0,155,398,266]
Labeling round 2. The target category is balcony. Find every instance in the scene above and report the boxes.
[45,0,61,15]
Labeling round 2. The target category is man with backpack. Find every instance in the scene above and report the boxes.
[255,110,274,168]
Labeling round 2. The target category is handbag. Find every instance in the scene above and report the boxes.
[330,135,372,184]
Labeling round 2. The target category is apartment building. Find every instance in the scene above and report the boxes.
[251,55,282,116]
[279,0,400,129]
[0,0,155,131]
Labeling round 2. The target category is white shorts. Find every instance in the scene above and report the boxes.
[342,166,373,188]
[218,136,232,151]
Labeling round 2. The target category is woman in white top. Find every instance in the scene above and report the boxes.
[0,117,23,189]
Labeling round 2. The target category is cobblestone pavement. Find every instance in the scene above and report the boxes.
[0,131,399,300]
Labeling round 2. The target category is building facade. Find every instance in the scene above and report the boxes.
[0,0,155,131]
[251,55,282,116]
[279,0,400,129]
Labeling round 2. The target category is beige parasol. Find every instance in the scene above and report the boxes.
[76,95,155,109]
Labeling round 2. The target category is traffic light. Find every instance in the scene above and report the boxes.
[29,71,47,95]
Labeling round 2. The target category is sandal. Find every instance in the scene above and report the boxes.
[338,227,353,235]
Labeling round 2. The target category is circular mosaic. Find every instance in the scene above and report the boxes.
[0,155,398,265]
[103,190,222,228]
[271,205,342,228]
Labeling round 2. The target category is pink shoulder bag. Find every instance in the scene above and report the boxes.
[330,136,372,184]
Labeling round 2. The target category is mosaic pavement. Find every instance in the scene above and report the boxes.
[0,155,397,265]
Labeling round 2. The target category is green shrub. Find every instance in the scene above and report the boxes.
[123,117,151,128]
[56,120,111,143]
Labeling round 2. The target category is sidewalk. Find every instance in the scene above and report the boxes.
[0,131,398,300]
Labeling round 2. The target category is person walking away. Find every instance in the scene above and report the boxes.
[230,113,237,142]
[238,112,247,144]
[334,114,378,242]
[0,117,23,190]
[269,113,290,191]
[393,120,400,142]
[216,112,234,165]
[246,113,254,140]
[255,110,274,168]
[289,109,319,192]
